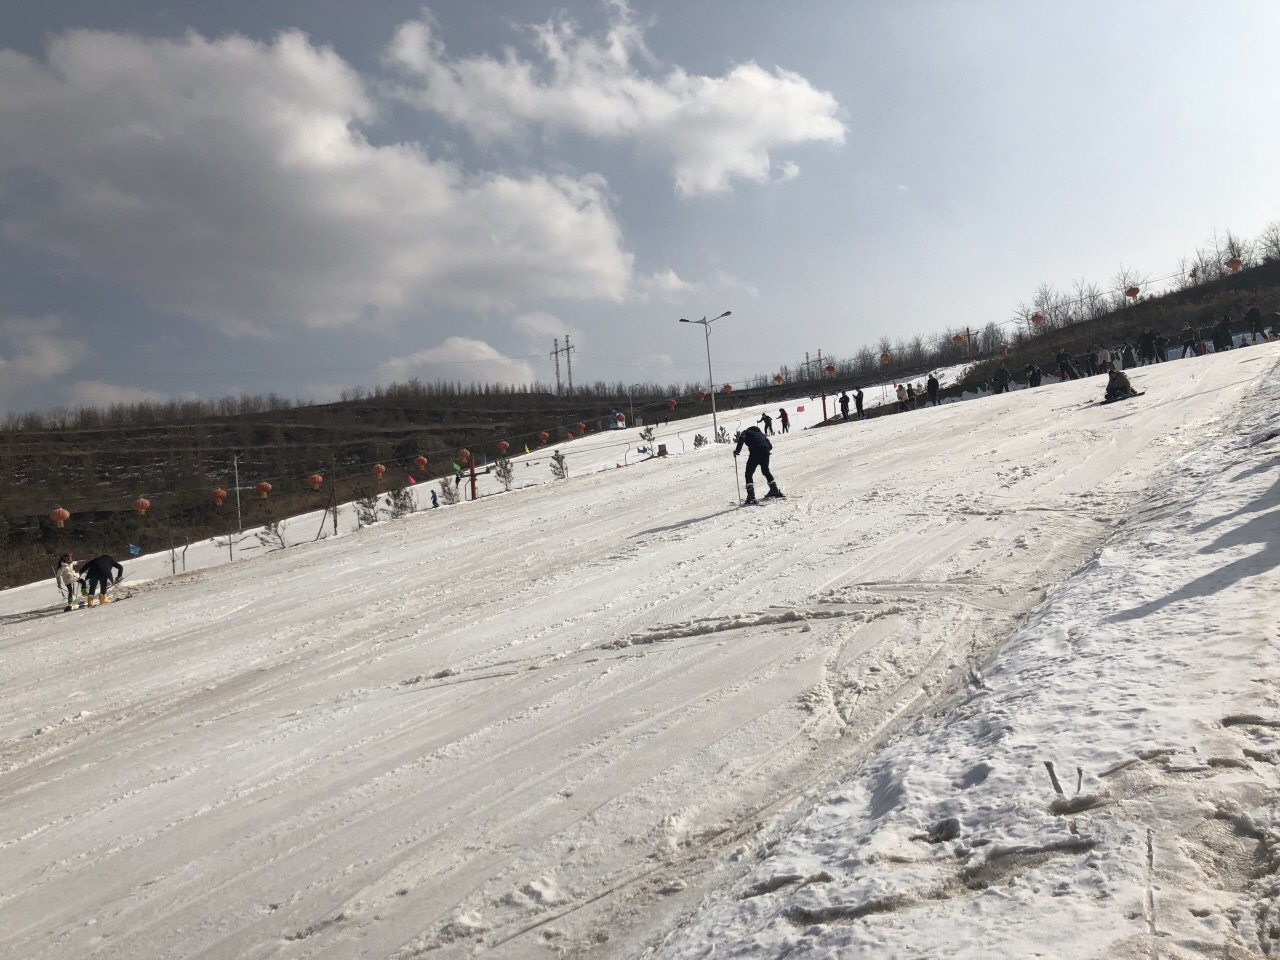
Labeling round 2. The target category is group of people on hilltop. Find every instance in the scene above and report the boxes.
[889,374,942,413]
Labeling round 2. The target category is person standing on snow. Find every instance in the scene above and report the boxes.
[839,391,850,422]
[1245,304,1265,343]
[1025,363,1043,388]
[733,425,784,505]
[777,408,790,433]
[54,553,84,610]
[895,383,909,411]
[758,412,774,435]
[78,554,123,606]
[926,374,940,406]
[992,363,1012,394]
[854,388,866,419]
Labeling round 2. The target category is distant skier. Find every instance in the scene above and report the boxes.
[1137,328,1157,365]
[926,374,940,406]
[778,408,790,433]
[906,383,918,409]
[1245,304,1266,342]
[854,388,866,419]
[1178,324,1198,358]
[896,383,909,411]
[1024,363,1042,388]
[1055,348,1079,380]
[992,363,1011,394]
[1104,369,1138,403]
[839,391,850,422]
[430,489,439,508]
[733,425,784,505]
[54,554,84,610]
[1212,314,1234,352]
[758,412,774,435]
[79,554,123,606]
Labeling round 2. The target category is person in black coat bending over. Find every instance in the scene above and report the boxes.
[78,554,123,606]
[733,426,784,505]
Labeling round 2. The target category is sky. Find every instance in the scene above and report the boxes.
[1,0,1277,413]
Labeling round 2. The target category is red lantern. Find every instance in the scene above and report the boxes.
[576,421,586,434]
[951,333,965,346]
[307,474,324,491]
[723,384,733,394]
[50,506,70,528]
[255,481,272,500]
[373,463,386,479]
[1125,286,1140,300]
[667,398,677,410]
[1226,257,1243,274]
[133,497,151,515]
[413,455,428,471]
[210,487,227,506]
[1031,313,1044,326]
[773,373,784,385]
[824,363,836,376]
[880,352,891,365]
[496,441,510,455]
[698,390,707,401]
[538,431,550,444]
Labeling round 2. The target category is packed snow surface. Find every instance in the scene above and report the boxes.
[2,346,1278,959]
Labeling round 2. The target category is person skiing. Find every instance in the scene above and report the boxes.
[1137,328,1157,365]
[854,388,865,419]
[1179,323,1198,358]
[54,553,84,610]
[430,489,439,508]
[758,412,774,435]
[1104,368,1138,402]
[1055,348,1079,380]
[777,408,790,433]
[78,554,123,606]
[1097,344,1113,372]
[992,363,1011,394]
[838,391,850,422]
[926,374,940,406]
[1213,314,1234,352]
[733,425,783,505]
[895,383,908,411]
[1245,304,1265,343]
[1024,362,1042,388]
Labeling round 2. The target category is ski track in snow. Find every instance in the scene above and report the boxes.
[0,348,1275,958]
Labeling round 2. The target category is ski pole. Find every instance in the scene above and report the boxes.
[733,453,741,502]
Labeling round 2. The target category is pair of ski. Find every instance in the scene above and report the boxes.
[735,494,790,508]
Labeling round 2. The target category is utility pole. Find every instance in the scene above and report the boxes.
[232,454,243,535]
[550,337,576,396]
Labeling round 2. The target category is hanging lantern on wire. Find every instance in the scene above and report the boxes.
[880,352,892,365]
[210,488,227,506]
[667,398,677,410]
[773,374,784,385]
[50,506,70,528]
[413,455,428,471]
[255,481,272,500]
[133,497,151,515]
[372,463,386,480]
[496,441,510,455]
[307,474,324,491]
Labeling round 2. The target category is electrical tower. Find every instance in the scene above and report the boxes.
[550,336,576,395]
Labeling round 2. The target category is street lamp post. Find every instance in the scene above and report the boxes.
[679,311,731,441]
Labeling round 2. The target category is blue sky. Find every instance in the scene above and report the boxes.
[1,1,1277,413]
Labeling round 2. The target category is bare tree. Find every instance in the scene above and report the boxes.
[1257,221,1280,263]
[256,521,287,552]
[387,486,415,519]
[550,450,569,479]
[437,477,459,506]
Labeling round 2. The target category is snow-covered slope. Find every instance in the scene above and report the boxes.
[1,346,1276,959]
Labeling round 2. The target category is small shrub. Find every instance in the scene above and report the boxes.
[550,450,568,480]
[438,477,460,505]
[494,456,515,492]
[387,486,415,519]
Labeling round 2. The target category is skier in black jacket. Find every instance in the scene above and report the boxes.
[733,426,783,505]
[78,554,123,606]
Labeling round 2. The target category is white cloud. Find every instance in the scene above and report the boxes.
[0,29,634,336]
[510,310,578,347]
[385,6,847,196]
[68,380,169,408]
[636,268,696,300]
[377,336,537,386]
[0,317,88,410]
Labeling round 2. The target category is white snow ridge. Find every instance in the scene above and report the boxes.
[2,345,1279,959]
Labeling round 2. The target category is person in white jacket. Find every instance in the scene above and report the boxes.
[54,554,84,609]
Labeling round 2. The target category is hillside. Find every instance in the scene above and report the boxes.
[2,345,1276,958]
[2,260,1277,589]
